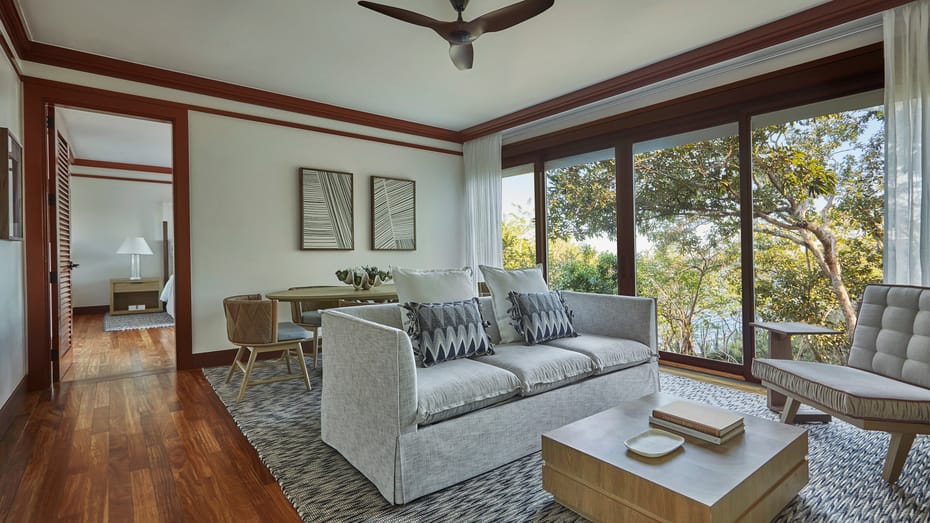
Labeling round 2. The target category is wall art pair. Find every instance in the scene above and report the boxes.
[299,167,415,251]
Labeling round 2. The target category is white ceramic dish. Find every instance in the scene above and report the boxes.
[624,428,685,457]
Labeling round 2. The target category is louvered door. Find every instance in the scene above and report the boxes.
[49,122,74,381]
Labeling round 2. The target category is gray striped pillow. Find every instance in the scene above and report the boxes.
[507,290,578,345]
[402,298,494,367]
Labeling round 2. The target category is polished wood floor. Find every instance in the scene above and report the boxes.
[0,316,301,522]
[65,314,176,382]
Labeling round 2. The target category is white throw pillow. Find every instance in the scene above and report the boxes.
[479,264,549,343]
[392,267,476,332]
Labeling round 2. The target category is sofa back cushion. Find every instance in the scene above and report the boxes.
[393,267,476,333]
[333,297,503,344]
[848,284,930,388]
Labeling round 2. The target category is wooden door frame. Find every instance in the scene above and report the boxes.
[23,77,192,390]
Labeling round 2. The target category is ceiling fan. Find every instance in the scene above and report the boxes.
[358,0,555,70]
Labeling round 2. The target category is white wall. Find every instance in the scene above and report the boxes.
[189,112,464,353]
[0,44,25,408]
[71,178,172,307]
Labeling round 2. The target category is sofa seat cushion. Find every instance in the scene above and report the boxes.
[753,358,930,423]
[416,359,521,425]
[544,334,652,375]
[476,344,595,396]
[300,310,322,326]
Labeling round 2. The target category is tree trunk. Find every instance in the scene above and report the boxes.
[804,226,858,340]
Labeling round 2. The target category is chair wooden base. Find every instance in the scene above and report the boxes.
[770,382,926,483]
[225,341,312,403]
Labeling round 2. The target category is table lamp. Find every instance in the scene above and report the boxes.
[116,236,153,280]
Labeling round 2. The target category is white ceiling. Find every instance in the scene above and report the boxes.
[22,0,830,132]
[56,107,172,167]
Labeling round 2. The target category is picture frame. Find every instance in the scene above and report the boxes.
[299,167,354,250]
[0,128,23,241]
[370,175,416,251]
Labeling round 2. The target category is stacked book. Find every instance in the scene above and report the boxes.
[650,400,745,445]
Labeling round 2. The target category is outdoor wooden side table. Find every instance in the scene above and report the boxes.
[751,321,842,423]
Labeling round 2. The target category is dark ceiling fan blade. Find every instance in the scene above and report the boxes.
[357,1,444,31]
[449,43,474,70]
[473,0,554,33]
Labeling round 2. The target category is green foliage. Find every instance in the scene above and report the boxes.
[546,159,616,241]
[501,205,536,270]
[550,248,617,294]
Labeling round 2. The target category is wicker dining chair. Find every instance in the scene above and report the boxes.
[224,294,312,403]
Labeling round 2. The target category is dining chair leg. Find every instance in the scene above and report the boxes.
[284,348,293,374]
[293,342,312,391]
[311,327,319,369]
[237,348,259,403]
[225,346,245,383]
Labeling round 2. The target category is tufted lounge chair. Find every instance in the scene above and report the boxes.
[753,284,930,482]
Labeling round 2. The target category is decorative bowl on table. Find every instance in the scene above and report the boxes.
[336,266,392,290]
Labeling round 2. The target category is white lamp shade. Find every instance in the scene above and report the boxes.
[116,236,154,255]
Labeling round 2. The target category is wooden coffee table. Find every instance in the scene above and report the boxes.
[542,392,808,522]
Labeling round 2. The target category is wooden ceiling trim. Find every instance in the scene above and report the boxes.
[71,172,172,185]
[72,158,173,174]
[0,0,462,143]
[26,74,462,157]
[461,0,905,140]
[0,0,28,58]
[189,105,464,157]
[1,0,906,143]
[501,43,884,164]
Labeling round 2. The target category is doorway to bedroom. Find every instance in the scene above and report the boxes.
[56,106,176,382]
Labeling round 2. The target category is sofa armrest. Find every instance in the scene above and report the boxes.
[560,292,658,357]
[320,309,418,501]
[321,310,418,434]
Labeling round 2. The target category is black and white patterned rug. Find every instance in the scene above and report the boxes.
[203,364,930,522]
[103,312,175,332]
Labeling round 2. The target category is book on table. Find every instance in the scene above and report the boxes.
[648,416,745,445]
[651,400,744,437]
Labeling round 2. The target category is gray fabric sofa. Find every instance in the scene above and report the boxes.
[321,292,660,504]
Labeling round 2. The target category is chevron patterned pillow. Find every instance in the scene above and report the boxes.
[402,298,494,367]
[508,290,578,345]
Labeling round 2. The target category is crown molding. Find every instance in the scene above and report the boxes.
[461,0,906,140]
[71,158,173,174]
[0,0,462,144]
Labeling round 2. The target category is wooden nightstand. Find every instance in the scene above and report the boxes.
[110,277,164,315]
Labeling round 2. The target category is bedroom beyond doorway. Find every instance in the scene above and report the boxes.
[56,106,176,382]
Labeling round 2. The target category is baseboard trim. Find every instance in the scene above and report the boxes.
[74,305,109,315]
[0,375,29,439]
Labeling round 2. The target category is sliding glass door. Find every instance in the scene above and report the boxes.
[634,124,744,365]
[544,150,617,293]
[752,92,884,364]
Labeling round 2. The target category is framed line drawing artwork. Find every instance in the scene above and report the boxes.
[370,176,415,251]
[1,128,23,241]
[300,167,354,250]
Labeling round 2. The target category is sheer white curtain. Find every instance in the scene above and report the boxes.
[884,0,930,285]
[463,133,503,283]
